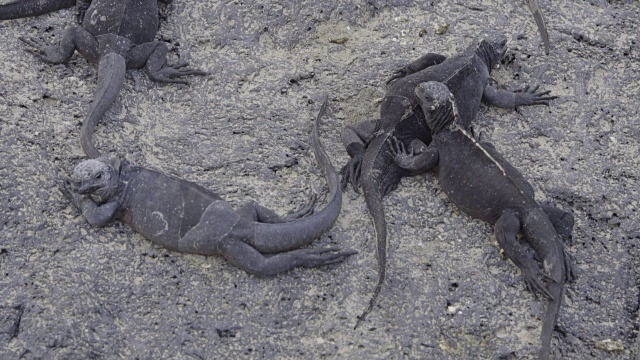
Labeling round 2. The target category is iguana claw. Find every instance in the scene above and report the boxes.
[387,136,415,171]
[284,193,317,220]
[514,84,558,106]
[523,264,555,301]
[19,36,68,64]
[296,247,357,268]
[340,156,363,192]
[147,61,208,85]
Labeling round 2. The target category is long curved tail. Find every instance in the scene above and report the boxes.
[527,0,550,54]
[253,97,342,250]
[354,133,392,329]
[80,53,126,159]
[0,0,75,20]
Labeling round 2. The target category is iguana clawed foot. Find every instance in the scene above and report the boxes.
[340,155,363,192]
[147,60,208,84]
[284,193,317,221]
[386,66,411,86]
[522,263,556,301]
[387,136,418,171]
[19,36,68,64]
[514,85,557,106]
[294,247,358,268]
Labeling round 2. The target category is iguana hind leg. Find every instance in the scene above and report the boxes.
[541,206,576,281]
[217,238,355,276]
[494,209,553,299]
[386,53,447,85]
[541,206,573,242]
[126,41,207,84]
[236,194,317,224]
[20,25,98,64]
[341,119,377,191]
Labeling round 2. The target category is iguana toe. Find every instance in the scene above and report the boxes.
[284,193,317,220]
[340,157,363,192]
[523,266,554,301]
[386,68,408,86]
[563,247,576,282]
[298,247,357,268]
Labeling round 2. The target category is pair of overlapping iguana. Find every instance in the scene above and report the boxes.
[341,31,571,360]
[3,1,569,358]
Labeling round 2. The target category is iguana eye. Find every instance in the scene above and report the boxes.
[95,173,102,180]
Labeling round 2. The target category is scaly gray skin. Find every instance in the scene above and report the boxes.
[390,81,574,360]
[60,99,356,276]
[10,0,206,158]
[0,0,75,20]
[527,0,551,54]
[344,31,557,328]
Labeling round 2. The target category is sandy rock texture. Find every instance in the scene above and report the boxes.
[0,0,638,359]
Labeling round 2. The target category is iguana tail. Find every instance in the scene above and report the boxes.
[253,97,342,251]
[522,208,567,360]
[527,0,550,54]
[354,132,396,329]
[0,0,75,20]
[80,53,126,159]
[539,281,563,360]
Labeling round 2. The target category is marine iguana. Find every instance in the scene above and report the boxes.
[6,0,206,158]
[389,81,573,360]
[60,98,356,275]
[343,31,557,328]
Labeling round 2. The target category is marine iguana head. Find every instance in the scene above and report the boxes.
[415,81,458,135]
[69,159,120,203]
[474,31,508,71]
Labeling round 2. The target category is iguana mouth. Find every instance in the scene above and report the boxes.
[74,181,104,195]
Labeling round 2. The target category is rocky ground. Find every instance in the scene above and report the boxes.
[1,0,638,359]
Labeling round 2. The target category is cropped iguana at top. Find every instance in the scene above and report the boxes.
[342,31,557,328]
[0,0,75,20]
[3,0,206,158]
[61,99,356,275]
[389,81,574,360]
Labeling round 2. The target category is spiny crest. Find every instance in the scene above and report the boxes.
[475,30,508,69]
[73,159,111,182]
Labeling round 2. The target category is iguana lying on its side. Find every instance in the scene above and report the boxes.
[61,98,356,275]
[389,81,574,360]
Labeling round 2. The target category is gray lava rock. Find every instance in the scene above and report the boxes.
[0,1,638,359]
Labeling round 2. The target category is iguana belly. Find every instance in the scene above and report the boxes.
[122,168,232,250]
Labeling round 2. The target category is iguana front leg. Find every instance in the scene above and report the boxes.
[482,84,557,108]
[61,180,118,227]
[388,136,438,173]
